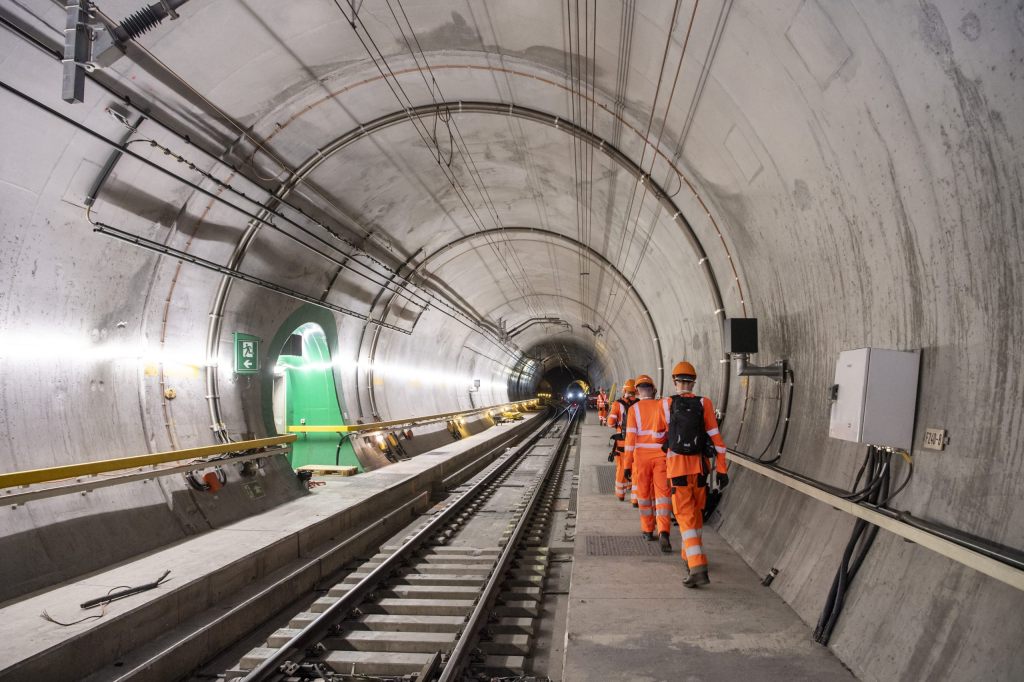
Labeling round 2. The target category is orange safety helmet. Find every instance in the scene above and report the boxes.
[672,361,697,381]
[634,374,655,387]
[622,379,636,392]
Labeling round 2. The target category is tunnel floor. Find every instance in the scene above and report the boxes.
[561,411,855,681]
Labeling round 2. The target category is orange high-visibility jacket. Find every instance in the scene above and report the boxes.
[663,393,728,477]
[624,398,668,469]
[607,397,635,430]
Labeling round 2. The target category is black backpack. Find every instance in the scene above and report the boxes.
[667,395,707,455]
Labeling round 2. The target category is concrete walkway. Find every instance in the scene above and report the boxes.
[562,413,854,681]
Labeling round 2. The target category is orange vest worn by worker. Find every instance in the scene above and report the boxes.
[597,390,608,425]
[664,361,728,584]
[624,376,672,538]
[607,382,637,501]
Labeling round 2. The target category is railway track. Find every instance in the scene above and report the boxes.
[224,406,578,681]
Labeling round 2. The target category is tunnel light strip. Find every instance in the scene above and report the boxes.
[727,454,1024,592]
[0,331,208,368]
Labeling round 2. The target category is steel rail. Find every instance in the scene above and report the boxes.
[438,406,577,681]
[104,490,431,682]
[242,408,560,681]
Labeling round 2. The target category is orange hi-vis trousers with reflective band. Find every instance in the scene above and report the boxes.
[634,451,672,534]
[672,475,708,573]
[613,442,628,500]
[625,398,671,534]
[607,399,634,501]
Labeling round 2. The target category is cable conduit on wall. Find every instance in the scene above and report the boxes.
[727,452,1024,590]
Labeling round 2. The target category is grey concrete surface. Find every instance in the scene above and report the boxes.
[563,418,853,681]
[0,1,1021,679]
[0,416,537,681]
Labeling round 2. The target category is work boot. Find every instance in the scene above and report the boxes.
[641,531,656,541]
[682,570,710,588]
[632,501,639,508]
[659,532,672,553]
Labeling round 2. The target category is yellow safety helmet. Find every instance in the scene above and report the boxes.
[672,361,697,381]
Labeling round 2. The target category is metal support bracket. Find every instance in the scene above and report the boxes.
[732,353,786,381]
[62,1,91,102]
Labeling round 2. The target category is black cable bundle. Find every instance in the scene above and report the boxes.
[813,445,891,645]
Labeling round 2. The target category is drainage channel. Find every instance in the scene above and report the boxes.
[222,408,579,681]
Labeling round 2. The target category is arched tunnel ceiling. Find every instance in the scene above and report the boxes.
[1,2,1023,678]
[39,0,745,396]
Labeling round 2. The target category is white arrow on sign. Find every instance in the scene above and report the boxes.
[243,359,253,368]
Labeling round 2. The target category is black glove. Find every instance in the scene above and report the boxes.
[610,433,625,442]
[624,468,632,481]
[718,473,729,489]
[607,452,615,462]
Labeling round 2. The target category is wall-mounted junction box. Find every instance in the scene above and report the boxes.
[828,348,920,450]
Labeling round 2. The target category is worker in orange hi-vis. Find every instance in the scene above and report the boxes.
[606,380,638,502]
[663,361,729,588]
[596,389,608,425]
[624,374,673,553]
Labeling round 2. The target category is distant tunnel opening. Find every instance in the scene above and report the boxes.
[537,366,590,401]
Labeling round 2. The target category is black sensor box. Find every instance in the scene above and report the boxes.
[723,318,758,354]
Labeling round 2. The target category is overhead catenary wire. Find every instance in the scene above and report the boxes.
[349,0,545,324]
[0,79,524,353]
[0,78,491,329]
[90,219,411,333]
[598,0,684,326]
[607,0,702,321]
[117,136,437,313]
[1,8,520,354]
[332,2,540,361]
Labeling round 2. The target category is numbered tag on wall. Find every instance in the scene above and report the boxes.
[923,427,948,451]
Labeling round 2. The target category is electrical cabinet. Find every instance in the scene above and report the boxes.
[828,348,920,450]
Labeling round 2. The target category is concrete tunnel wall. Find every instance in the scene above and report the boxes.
[0,1,1021,679]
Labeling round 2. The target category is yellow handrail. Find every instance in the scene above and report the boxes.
[288,399,538,434]
[0,435,296,489]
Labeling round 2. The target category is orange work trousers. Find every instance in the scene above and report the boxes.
[671,476,708,572]
[633,451,672,534]
[613,445,628,500]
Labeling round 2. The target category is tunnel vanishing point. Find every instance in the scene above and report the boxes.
[0,2,1022,681]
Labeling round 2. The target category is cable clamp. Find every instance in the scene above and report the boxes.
[61,59,96,72]
[698,257,709,265]
[713,308,725,316]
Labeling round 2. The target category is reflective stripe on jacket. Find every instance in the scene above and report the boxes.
[607,397,635,431]
[624,397,668,469]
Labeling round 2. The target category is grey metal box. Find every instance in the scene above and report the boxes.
[723,318,758,354]
[828,348,920,450]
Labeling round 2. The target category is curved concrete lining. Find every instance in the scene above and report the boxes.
[0,2,1022,679]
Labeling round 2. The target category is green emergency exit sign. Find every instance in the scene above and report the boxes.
[233,332,261,374]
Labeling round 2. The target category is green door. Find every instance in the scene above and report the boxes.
[275,324,361,470]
